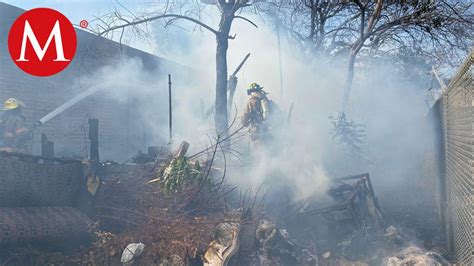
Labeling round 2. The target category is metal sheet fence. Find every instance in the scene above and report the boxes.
[442,50,473,264]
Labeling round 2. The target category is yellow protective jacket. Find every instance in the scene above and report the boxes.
[0,111,29,152]
[242,95,264,131]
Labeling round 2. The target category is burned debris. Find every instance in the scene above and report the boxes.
[0,143,452,265]
[0,140,330,264]
[0,139,226,265]
[300,173,384,235]
[0,1,471,264]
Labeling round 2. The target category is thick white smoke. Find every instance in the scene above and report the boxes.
[77,8,432,205]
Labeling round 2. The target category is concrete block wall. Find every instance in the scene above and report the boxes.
[0,3,190,161]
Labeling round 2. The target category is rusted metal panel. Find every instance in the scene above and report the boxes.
[442,50,473,264]
[0,152,84,207]
[0,206,92,244]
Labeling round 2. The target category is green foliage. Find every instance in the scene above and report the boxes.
[163,157,210,193]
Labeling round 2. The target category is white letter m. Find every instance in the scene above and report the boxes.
[16,20,70,62]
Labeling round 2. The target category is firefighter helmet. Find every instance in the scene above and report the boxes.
[249,83,262,91]
[247,83,264,95]
[3,98,24,111]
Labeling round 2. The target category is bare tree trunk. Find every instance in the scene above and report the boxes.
[215,37,229,135]
[341,0,383,113]
[214,15,233,136]
[341,50,357,112]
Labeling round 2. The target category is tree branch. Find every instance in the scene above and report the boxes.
[366,0,383,34]
[96,13,219,36]
[234,15,258,28]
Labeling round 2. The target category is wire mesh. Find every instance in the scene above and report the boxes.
[442,50,473,265]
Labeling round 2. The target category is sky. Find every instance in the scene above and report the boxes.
[3,1,133,19]
[1,0,156,52]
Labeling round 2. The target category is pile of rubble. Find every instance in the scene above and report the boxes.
[0,143,450,265]
[0,142,228,265]
[76,142,232,265]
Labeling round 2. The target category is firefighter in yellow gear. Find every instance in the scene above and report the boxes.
[0,98,30,153]
[242,83,280,149]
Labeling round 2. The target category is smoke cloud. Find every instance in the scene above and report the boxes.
[76,9,433,211]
